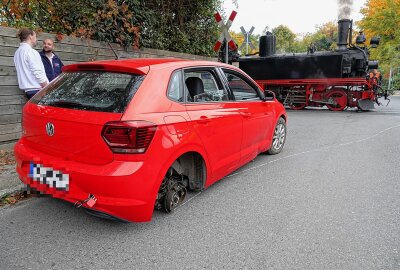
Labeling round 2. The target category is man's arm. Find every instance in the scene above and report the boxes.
[27,49,49,87]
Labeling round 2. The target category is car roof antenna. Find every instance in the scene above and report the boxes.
[108,42,120,60]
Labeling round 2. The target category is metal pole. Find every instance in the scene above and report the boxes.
[246,34,249,55]
[388,67,393,90]
[225,40,228,64]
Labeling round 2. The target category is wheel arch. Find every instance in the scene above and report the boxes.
[279,113,287,123]
[151,145,210,200]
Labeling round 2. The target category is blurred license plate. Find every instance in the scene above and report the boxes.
[29,163,69,191]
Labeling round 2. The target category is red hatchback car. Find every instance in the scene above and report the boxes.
[14,59,287,222]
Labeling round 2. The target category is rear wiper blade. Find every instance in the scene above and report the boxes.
[44,99,113,111]
[46,100,87,108]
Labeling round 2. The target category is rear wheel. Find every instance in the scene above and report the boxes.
[155,153,205,213]
[267,117,286,155]
[326,89,347,111]
[155,168,187,213]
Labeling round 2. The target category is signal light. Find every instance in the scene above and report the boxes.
[102,121,157,154]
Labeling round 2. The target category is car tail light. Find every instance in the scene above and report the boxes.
[102,121,157,154]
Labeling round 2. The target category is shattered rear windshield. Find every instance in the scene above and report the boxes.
[31,71,145,113]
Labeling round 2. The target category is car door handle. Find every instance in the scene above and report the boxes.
[240,112,251,118]
[198,116,211,124]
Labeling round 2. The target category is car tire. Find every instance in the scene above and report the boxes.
[266,117,286,155]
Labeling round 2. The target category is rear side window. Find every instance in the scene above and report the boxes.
[31,71,144,113]
[167,70,184,102]
[184,70,229,102]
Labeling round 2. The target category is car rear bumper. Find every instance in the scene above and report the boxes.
[14,139,157,222]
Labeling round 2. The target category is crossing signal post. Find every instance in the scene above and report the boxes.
[214,10,237,64]
[239,26,255,55]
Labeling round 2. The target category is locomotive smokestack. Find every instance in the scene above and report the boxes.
[337,0,353,50]
[337,19,352,50]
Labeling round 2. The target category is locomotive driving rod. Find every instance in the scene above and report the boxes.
[308,97,337,105]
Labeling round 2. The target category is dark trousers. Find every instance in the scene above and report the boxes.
[25,89,39,99]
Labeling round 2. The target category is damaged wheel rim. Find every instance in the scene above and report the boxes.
[165,185,187,213]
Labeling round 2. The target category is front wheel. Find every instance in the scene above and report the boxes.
[267,117,286,155]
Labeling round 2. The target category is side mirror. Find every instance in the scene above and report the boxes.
[263,90,275,101]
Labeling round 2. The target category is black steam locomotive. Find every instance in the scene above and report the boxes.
[235,19,382,111]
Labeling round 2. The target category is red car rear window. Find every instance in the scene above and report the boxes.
[31,71,145,113]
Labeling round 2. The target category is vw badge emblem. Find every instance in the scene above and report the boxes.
[46,122,55,136]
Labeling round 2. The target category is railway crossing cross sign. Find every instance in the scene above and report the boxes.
[214,10,237,63]
[239,26,255,55]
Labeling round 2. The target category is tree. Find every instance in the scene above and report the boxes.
[139,0,220,56]
[0,0,228,56]
[270,25,309,53]
[302,22,338,51]
[271,25,297,53]
[0,0,142,48]
[358,0,400,79]
[230,30,259,55]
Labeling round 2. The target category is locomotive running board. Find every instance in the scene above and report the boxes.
[357,99,375,111]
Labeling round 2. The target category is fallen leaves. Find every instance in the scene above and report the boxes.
[0,191,32,207]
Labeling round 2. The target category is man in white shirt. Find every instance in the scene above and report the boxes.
[14,28,49,99]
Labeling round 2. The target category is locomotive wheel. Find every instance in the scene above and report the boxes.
[326,89,347,111]
[289,103,306,110]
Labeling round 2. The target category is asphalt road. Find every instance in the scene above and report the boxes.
[1,97,400,270]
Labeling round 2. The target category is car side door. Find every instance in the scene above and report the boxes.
[183,67,243,184]
[220,68,274,165]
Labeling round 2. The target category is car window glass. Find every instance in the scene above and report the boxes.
[184,71,229,102]
[167,71,183,102]
[223,71,259,101]
[31,71,144,113]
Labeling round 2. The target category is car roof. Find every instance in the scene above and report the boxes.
[62,58,237,75]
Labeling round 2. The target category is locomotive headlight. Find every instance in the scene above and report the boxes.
[370,36,380,48]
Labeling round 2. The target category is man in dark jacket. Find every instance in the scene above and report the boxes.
[40,38,64,82]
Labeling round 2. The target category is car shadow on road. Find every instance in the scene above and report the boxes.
[4,196,167,230]
[4,161,267,229]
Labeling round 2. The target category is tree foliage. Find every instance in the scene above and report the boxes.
[271,25,297,53]
[139,0,221,55]
[358,0,400,78]
[302,22,338,51]
[230,31,259,55]
[0,0,143,48]
[269,22,340,54]
[0,0,224,56]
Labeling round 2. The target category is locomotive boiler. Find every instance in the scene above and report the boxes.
[237,19,382,111]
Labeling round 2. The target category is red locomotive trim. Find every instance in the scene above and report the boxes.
[256,78,369,86]
[254,77,379,111]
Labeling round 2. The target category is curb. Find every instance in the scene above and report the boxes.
[0,184,25,198]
